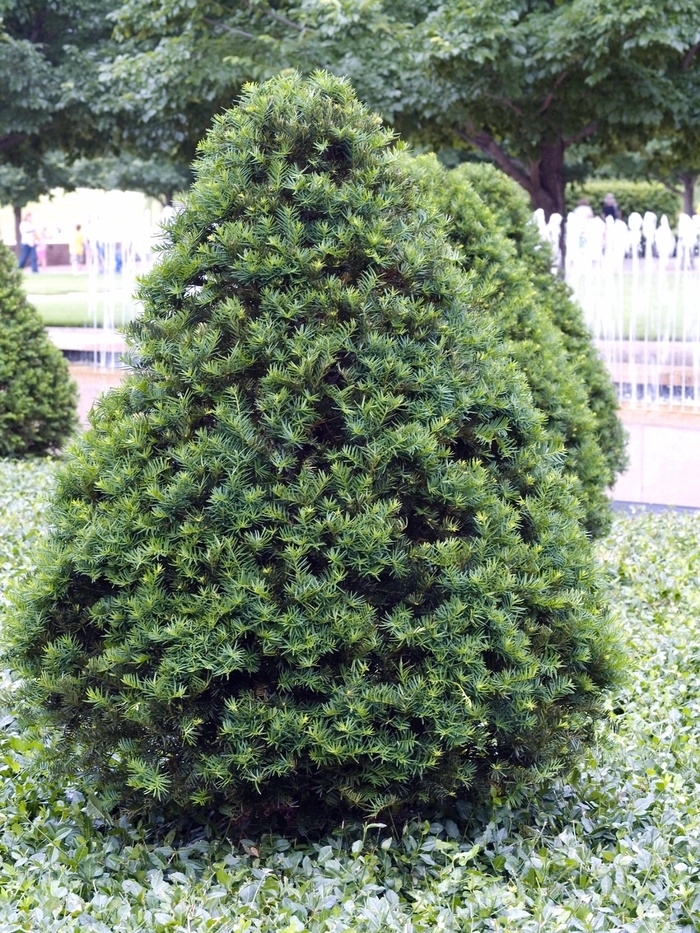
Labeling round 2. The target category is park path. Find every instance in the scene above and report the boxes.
[67,365,124,425]
[611,408,700,509]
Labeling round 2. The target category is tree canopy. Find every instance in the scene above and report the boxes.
[0,1,117,172]
[103,0,700,224]
[0,0,191,219]
[3,1,700,228]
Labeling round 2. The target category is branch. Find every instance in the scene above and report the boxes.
[260,6,305,32]
[457,122,534,195]
[683,39,700,70]
[649,172,682,196]
[540,92,554,114]
[540,70,569,113]
[563,121,598,148]
[498,97,524,118]
[203,19,257,40]
[204,4,305,41]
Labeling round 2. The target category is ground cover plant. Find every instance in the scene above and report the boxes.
[0,243,77,455]
[0,460,698,931]
[4,72,620,821]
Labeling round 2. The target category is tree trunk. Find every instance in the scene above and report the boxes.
[680,172,696,216]
[13,205,22,257]
[529,138,567,218]
[528,137,567,272]
[462,126,568,272]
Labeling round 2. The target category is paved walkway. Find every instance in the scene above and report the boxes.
[67,365,124,424]
[612,407,700,509]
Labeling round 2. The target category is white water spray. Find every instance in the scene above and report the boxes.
[538,210,700,410]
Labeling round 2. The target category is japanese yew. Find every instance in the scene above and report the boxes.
[6,74,621,819]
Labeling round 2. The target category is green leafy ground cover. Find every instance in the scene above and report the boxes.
[1,459,699,931]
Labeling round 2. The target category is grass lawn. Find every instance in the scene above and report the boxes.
[19,272,97,294]
[20,270,141,327]
[1,461,699,931]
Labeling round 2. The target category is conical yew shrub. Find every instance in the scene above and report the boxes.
[5,73,621,818]
[406,155,616,537]
[455,162,628,495]
[0,241,77,455]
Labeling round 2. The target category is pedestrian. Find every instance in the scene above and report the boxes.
[602,192,621,220]
[36,227,49,268]
[70,224,85,275]
[572,198,594,220]
[18,212,39,273]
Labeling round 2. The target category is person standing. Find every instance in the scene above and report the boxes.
[36,226,49,269]
[18,212,39,273]
[602,192,621,220]
[70,224,85,274]
[572,198,594,220]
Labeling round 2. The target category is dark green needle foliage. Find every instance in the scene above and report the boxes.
[5,73,621,821]
[0,241,77,456]
[406,155,615,538]
[456,162,628,490]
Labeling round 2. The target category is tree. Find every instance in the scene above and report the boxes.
[5,73,620,820]
[0,1,116,143]
[0,1,156,222]
[0,240,77,454]
[104,0,297,168]
[401,0,700,220]
[105,1,700,230]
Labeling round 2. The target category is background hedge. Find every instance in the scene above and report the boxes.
[566,179,682,223]
[409,154,617,538]
[459,163,628,501]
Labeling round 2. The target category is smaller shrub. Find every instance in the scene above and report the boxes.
[566,179,681,224]
[458,163,628,503]
[0,242,77,456]
[408,154,615,538]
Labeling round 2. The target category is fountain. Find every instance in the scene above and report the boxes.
[80,201,700,411]
[83,210,158,367]
[542,210,700,411]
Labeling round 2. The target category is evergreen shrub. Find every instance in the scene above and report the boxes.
[458,163,628,499]
[0,242,77,455]
[407,155,614,538]
[5,73,622,819]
